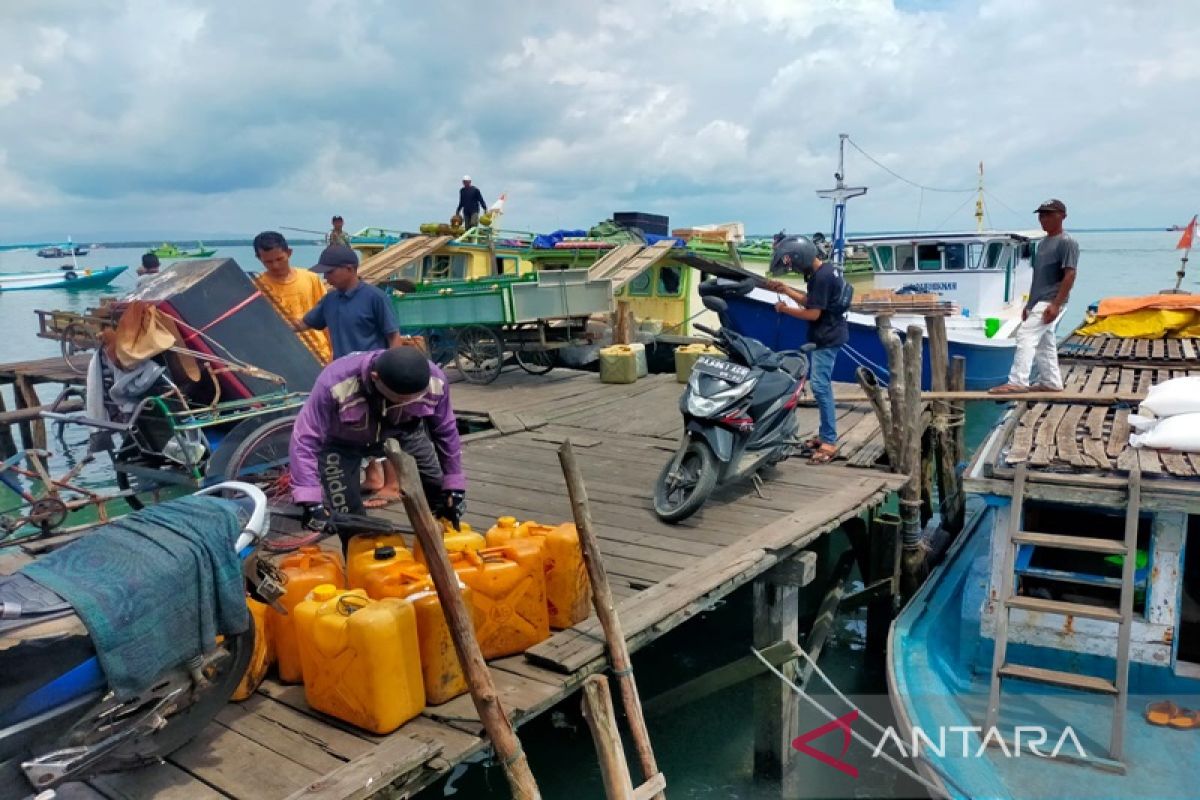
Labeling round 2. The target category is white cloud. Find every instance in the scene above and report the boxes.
[0,0,1198,239]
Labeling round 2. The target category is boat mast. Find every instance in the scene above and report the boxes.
[816,133,868,268]
[974,161,985,232]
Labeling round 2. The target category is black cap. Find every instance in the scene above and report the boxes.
[372,347,431,396]
[769,236,818,276]
[311,243,358,274]
[373,546,396,560]
[1034,199,1067,214]
[141,253,160,270]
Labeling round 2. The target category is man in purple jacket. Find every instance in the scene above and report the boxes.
[289,346,467,546]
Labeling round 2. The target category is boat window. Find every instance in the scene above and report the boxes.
[984,242,1005,270]
[1020,501,1152,617]
[917,244,941,271]
[628,270,653,297]
[967,242,983,270]
[451,255,467,280]
[895,244,915,272]
[424,255,452,280]
[870,245,894,272]
[657,265,683,297]
[494,256,518,276]
[943,244,966,271]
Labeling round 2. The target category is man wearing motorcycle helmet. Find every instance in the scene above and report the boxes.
[763,235,849,464]
[289,346,467,549]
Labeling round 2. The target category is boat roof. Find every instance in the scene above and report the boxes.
[849,229,1045,245]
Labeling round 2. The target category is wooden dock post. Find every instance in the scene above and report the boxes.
[949,355,967,469]
[558,441,664,799]
[899,324,925,593]
[752,576,800,779]
[385,442,542,800]
[0,388,17,460]
[581,675,637,800]
[925,315,965,535]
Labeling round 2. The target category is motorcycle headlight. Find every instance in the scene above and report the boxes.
[685,380,753,417]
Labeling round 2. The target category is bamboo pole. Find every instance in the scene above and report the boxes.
[384,441,541,800]
[558,441,664,799]
[581,675,637,800]
[900,325,925,593]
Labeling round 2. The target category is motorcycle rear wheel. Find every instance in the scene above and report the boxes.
[21,627,254,793]
[653,439,718,524]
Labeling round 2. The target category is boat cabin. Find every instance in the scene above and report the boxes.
[851,230,1044,320]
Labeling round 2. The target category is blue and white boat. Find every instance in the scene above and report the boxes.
[719,229,1050,390]
[887,344,1200,798]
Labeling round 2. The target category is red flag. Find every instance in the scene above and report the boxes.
[1176,215,1197,250]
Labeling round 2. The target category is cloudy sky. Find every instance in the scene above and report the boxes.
[1,0,1197,242]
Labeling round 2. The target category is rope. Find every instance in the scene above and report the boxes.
[845,138,975,194]
[199,291,262,332]
[750,648,955,798]
[932,194,977,231]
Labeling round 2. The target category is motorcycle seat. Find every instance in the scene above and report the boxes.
[0,574,96,717]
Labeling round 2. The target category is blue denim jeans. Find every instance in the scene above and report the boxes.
[808,346,839,446]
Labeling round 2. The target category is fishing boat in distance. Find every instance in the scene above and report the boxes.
[36,245,88,258]
[0,265,127,292]
[150,241,216,259]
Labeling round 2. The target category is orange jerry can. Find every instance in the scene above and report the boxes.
[413,519,486,565]
[363,565,475,705]
[346,533,414,590]
[232,597,274,701]
[452,546,550,659]
[485,516,522,547]
[268,546,345,684]
[293,585,425,734]
[518,521,591,630]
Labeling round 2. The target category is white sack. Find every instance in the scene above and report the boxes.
[1129,412,1200,452]
[1139,376,1200,418]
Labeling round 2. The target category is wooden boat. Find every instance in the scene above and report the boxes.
[888,328,1200,798]
[150,242,216,259]
[36,246,88,258]
[0,265,127,292]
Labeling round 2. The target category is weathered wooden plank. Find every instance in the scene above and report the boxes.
[1029,405,1068,466]
[91,762,227,800]
[1055,406,1091,467]
[1118,338,1135,358]
[1117,367,1135,395]
[1152,339,1166,360]
[1108,409,1132,458]
[282,738,440,800]
[423,664,569,734]
[1159,451,1195,478]
[1080,437,1112,471]
[1080,366,1107,396]
[1167,339,1182,360]
[1007,402,1047,463]
[169,722,323,799]
[1085,406,1109,439]
[1135,339,1150,359]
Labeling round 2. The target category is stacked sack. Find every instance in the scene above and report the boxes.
[1129,376,1200,452]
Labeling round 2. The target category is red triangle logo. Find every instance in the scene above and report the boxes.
[791,709,859,777]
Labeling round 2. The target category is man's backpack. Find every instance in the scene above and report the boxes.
[829,269,854,317]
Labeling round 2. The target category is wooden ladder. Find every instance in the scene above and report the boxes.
[984,456,1141,771]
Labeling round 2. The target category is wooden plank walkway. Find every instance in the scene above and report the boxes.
[5,367,902,800]
[970,334,1200,503]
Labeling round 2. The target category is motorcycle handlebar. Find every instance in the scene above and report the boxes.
[694,323,720,338]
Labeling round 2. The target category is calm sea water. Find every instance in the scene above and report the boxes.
[0,231,1188,798]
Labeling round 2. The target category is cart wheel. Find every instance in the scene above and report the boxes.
[515,347,555,375]
[61,322,93,374]
[222,415,296,503]
[455,325,504,385]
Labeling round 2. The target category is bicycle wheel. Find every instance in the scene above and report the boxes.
[60,323,93,375]
[221,415,296,502]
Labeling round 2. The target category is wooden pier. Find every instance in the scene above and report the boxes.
[2,368,904,800]
[0,355,88,458]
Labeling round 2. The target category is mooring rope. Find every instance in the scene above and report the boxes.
[751,646,967,799]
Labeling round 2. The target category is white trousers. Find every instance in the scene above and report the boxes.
[1008,301,1063,389]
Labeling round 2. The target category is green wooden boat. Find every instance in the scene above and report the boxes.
[149,241,216,259]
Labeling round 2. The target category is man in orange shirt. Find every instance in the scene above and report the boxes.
[252,231,332,363]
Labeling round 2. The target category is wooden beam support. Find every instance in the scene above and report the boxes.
[644,640,798,717]
[752,577,800,779]
[763,550,818,588]
[581,675,637,800]
[0,387,16,460]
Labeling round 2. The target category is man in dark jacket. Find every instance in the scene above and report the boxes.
[455,176,487,228]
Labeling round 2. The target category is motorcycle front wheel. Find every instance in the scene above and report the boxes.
[653,439,719,524]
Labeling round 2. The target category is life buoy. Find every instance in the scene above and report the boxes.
[63,271,77,280]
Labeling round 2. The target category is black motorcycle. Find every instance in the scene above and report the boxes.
[653,279,810,523]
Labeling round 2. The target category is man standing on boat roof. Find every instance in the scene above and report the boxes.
[326,215,351,247]
[455,175,487,229]
[289,346,467,551]
[764,236,849,464]
[989,199,1077,395]
[135,253,160,289]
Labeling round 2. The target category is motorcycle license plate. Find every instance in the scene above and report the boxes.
[694,356,750,383]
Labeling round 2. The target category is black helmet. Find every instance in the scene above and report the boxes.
[768,235,818,276]
[372,347,430,396]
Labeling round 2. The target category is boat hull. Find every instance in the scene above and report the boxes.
[721,292,1017,390]
[0,266,127,292]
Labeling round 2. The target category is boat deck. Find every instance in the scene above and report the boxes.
[3,368,904,800]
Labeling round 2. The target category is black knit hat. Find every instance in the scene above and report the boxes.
[372,347,430,395]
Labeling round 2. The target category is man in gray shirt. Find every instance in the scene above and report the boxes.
[989,199,1078,394]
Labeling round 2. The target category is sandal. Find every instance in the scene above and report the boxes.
[1169,708,1200,730]
[363,492,402,509]
[1030,384,1063,393]
[987,383,1029,395]
[801,437,822,453]
[1146,700,1179,727]
[809,444,838,464]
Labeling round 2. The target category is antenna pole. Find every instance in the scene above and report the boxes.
[816,133,868,268]
[974,162,985,233]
